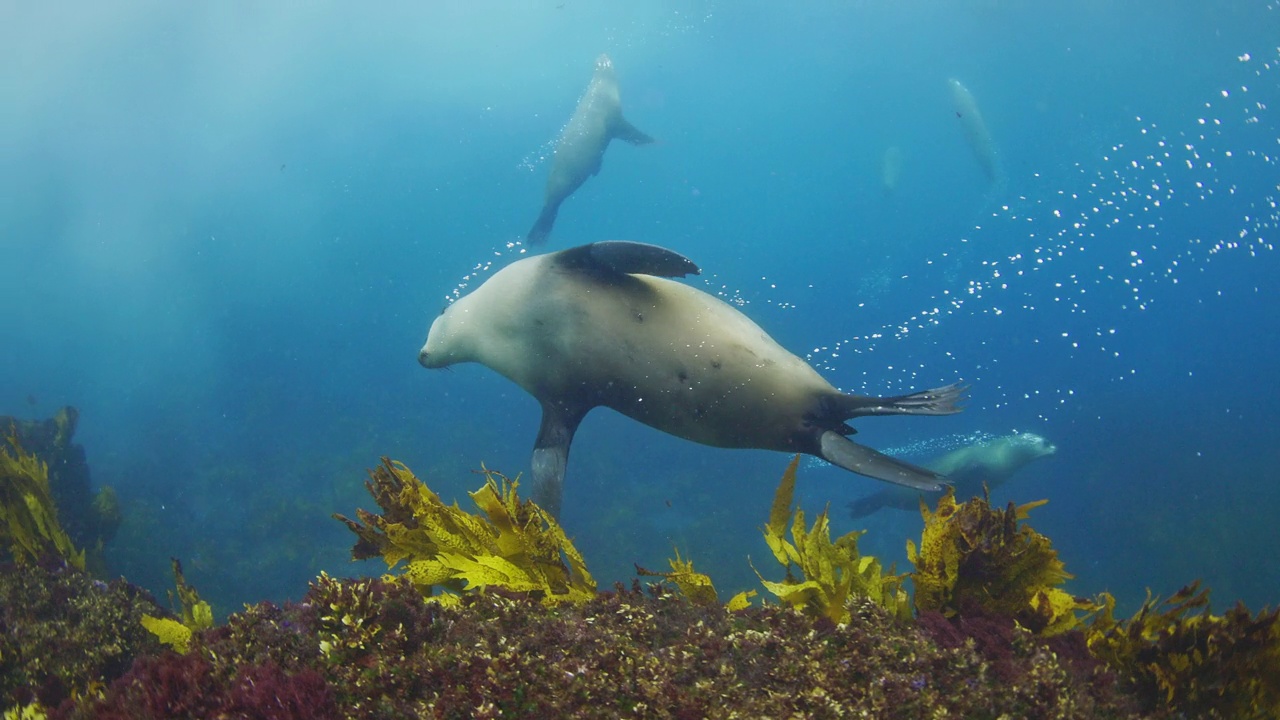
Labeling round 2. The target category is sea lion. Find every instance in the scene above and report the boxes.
[526,54,654,245]
[881,145,903,193]
[848,432,1056,519]
[419,241,966,518]
[948,78,1000,184]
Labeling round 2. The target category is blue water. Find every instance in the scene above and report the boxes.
[4,2,1278,617]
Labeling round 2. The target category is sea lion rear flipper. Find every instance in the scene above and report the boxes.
[819,431,946,492]
[834,382,968,418]
[530,402,588,519]
[612,116,654,146]
[527,204,559,245]
[558,241,700,278]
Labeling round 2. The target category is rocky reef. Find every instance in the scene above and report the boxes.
[3,444,1279,719]
[0,560,164,710]
[25,573,1143,719]
[1,408,119,575]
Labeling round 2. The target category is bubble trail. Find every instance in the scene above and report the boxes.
[442,240,528,307]
[806,44,1279,415]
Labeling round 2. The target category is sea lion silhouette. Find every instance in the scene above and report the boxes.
[526,55,654,245]
[849,432,1056,519]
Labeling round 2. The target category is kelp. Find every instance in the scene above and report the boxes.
[1087,581,1280,718]
[2,703,45,720]
[141,558,214,653]
[139,615,195,655]
[906,486,1096,635]
[1,408,120,577]
[169,557,214,631]
[754,455,909,624]
[637,549,756,610]
[334,458,595,605]
[0,432,84,570]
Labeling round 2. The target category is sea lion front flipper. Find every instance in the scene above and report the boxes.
[819,431,946,492]
[557,241,700,278]
[612,116,655,145]
[530,402,589,519]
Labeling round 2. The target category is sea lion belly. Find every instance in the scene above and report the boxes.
[544,273,832,450]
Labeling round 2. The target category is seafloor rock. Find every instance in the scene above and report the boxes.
[0,560,164,709]
[53,574,1151,720]
[1,407,119,559]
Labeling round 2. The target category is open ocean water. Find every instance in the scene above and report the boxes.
[3,1,1278,618]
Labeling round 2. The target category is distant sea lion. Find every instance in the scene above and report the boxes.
[848,432,1056,519]
[419,241,966,518]
[881,145,903,193]
[527,54,654,245]
[948,78,999,184]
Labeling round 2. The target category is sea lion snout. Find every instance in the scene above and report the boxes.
[1018,432,1057,455]
[420,313,456,369]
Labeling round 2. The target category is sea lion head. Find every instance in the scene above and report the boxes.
[418,259,539,375]
[1009,432,1057,461]
[419,296,485,370]
[1013,427,1054,450]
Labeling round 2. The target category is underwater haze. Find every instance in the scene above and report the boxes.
[3,1,1279,616]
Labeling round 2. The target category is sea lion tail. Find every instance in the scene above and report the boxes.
[527,204,559,245]
[820,431,945,492]
[834,381,967,419]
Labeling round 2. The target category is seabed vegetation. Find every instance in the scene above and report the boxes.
[3,421,1280,719]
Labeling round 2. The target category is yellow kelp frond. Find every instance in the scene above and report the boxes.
[2,701,47,720]
[0,433,85,570]
[1087,581,1280,717]
[637,548,722,606]
[756,456,909,624]
[334,458,596,605]
[140,614,193,654]
[906,487,1095,635]
[725,590,757,612]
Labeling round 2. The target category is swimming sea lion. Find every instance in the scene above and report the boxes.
[948,78,1000,184]
[419,241,966,518]
[527,55,654,245]
[848,432,1056,519]
[881,145,903,193]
